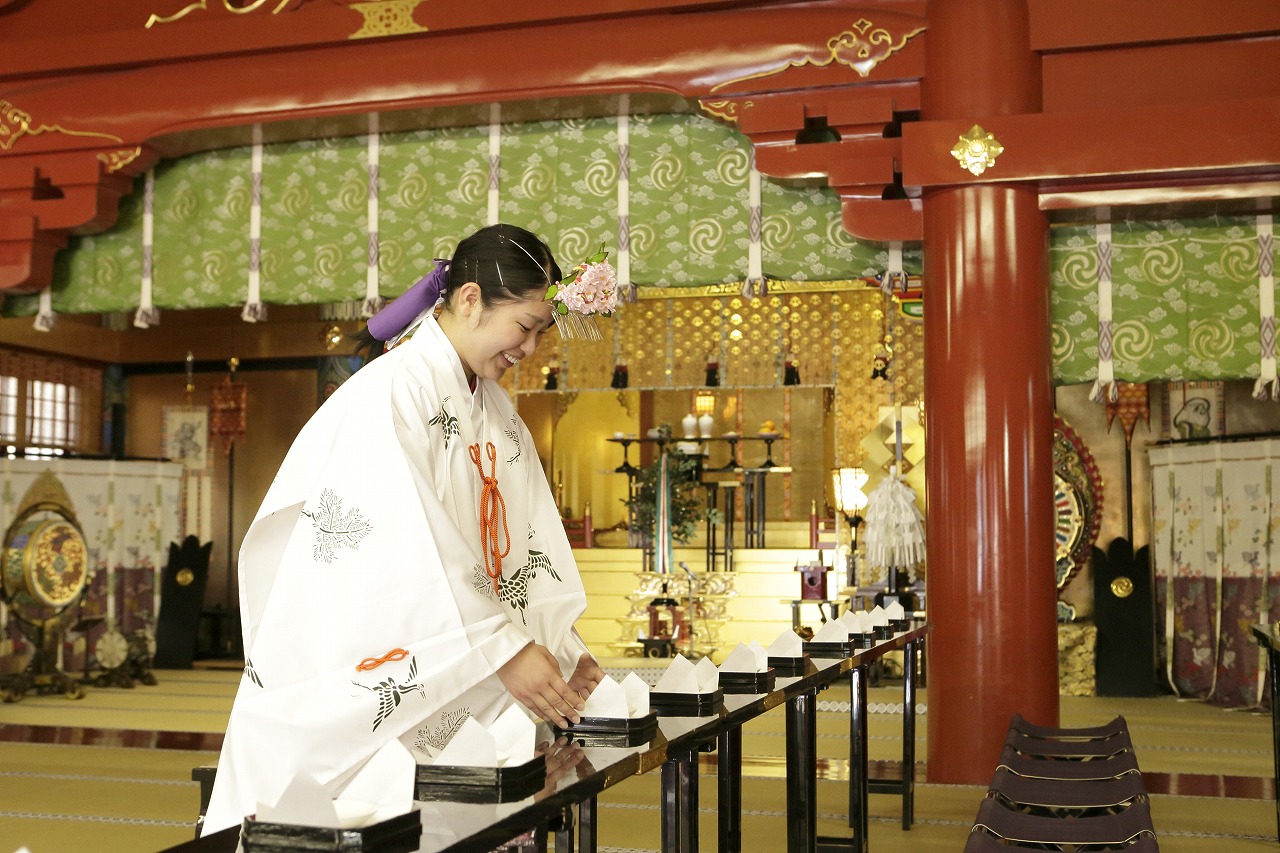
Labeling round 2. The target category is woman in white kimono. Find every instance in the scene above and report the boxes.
[203,224,606,834]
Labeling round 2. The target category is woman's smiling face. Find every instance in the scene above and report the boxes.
[444,285,555,383]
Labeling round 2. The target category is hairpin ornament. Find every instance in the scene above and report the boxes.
[546,246,618,341]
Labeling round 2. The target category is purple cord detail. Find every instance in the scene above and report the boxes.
[367,259,448,340]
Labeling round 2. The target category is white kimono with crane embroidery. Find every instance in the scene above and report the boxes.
[203,315,588,834]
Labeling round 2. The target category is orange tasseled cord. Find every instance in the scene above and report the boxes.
[469,441,511,593]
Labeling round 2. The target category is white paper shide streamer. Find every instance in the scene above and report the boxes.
[862,466,925,584]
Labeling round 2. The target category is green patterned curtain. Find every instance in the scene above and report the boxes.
[10,110,1274,388]
[1051,218,1274,385]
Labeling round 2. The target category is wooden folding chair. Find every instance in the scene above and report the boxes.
[1006,727,1134,760]
[987,766,1149,818]
[997,745,1143,781]
[1009,713,1128,742]
[969,796,1157,851]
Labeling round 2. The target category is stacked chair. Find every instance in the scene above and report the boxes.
[963,713,1160,851]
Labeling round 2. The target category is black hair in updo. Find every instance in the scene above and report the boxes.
[441,224,562,309]
[352,224,561,362]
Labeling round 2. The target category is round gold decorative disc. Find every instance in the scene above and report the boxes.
[1110,576,1134,599]
[176,568,195,587]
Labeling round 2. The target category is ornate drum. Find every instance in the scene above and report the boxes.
[2,516,89,625]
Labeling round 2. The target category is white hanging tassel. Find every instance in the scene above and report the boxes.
[862,465,926,585]
[362,112,384,318]
[1254,213,1277,401]
[881,242,907,294]
[616,95,636,304]
[742,152,766,297]
[241,124,267,323]
[33,287,56,332]
[487,103,501,227]
[134,167,159,329]
[1089,215,1118,403]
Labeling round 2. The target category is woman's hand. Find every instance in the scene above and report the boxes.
[497,643,585,728]
[567,653,605,702]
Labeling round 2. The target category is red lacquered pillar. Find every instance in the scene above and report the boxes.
[922,0,1059,784]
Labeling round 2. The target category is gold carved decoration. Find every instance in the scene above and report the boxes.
[710,18,925,93]
[950,124,1004,177]
[98,147,143,174]
[0,101,123,152]
[145,0,299,29]
[1110,576,1133,598]
[348,0,428,39]
[699,99,753,125]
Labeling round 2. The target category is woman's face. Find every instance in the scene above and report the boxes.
[448,287,555,383]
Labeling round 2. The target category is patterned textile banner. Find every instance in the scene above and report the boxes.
[1149,438,1280,707]
[21,111,900,318]
[210,378,248,454]
[0,459,182,675]
[1052,218,1278,385]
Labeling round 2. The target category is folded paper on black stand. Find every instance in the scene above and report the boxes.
[241,809,422,853]
[767,654,809,676]
[555,710,659,747]
[649,688,725,716]
[719,667,777,694]
[414,755,547,803]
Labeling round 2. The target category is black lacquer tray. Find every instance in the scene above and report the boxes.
[767,654,809,677]
[649,688,725,716]
[555,710,659,747]
[804,638,856,658]
[241,808,421,853]
[718,668,777,694]
[414,755,546,804]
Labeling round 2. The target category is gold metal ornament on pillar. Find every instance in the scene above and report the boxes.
[950,125,1005,176]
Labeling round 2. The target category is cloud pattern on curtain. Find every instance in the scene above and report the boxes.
[1052,218,1276,385]
[11,113,1276,386]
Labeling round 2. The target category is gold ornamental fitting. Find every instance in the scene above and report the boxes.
[950,125,1004,177]
[1110,576,1134,599]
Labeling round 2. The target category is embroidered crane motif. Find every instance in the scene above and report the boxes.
[244,658,264,688]
[415,707,471,753]
[428,396,461,450]
[498,549,561,623]
[354,656,426,732]
[302,489,372,564]
[504,416,521,465]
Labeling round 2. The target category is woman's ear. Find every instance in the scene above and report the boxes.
[455,281,483,319]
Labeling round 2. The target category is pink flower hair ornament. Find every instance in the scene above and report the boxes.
[544,247,618,340]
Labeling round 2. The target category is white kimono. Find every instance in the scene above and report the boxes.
[203,315,588,834]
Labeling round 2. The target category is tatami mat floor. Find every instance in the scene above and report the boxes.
[0,668,1276,852]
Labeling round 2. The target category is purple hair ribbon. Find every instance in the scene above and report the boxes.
[367,259,449,341]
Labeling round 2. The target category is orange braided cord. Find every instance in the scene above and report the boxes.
[469,441,511,593]
[356,647,409,671]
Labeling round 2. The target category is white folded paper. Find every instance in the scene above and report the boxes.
[840,609,872,633]
[766,629,804,658]
[653,654,719,693]
[432,704,536,767]
[719,641,769,673]
[868,605,890,627]
[581,672,651,718]
[811,618,852,643]
[884,600,907,621]
[257,739,415,829]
